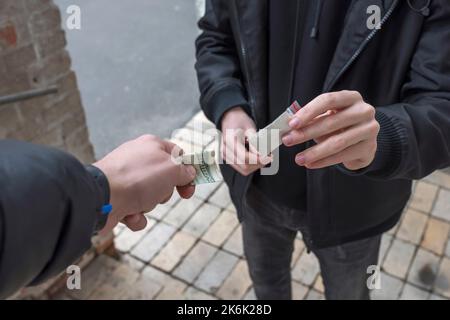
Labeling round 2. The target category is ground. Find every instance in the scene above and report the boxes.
[53,112,450,300]
[54,0,202,158]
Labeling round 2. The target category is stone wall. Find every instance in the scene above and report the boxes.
[0,0,94,163]
[1,0,115,299]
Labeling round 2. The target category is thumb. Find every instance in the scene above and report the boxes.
[177,164,197,186]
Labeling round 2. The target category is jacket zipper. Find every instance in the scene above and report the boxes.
[324,0,400,92]
[286,0,302,106]
[231,0,258,125]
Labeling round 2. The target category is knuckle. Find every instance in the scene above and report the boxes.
[350,90,363,100]
[364,104,376,118]
[139,134,157,142]
[332,135,347,150]
[369,121,380,135]
[323,92,337,105]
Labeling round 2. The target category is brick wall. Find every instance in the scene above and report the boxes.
[0,0,94,164]
[1,0,115,299]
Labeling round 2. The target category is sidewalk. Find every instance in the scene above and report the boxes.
[54,112,450,300]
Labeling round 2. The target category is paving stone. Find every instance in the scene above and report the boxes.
[292,251,320,286]
[147,204,170,221]
[387,221,400,236]
[195,251,239,294]
[429,293,446,300]
[379,234,393,264]
[446,239,450,258]
[313,275,325,294]
[156,279,188,300]
[223,225,244,257]
[434,257,450,298]
[400,284,429,300]
[173,241,218,283]
[407,248,440,290]
[209,184,232,208]
[305,289,325,300]
[89,264,140,300]
[151,231,197,272]
[203,210,239,247]
[165,191,182,207]
[183,287,217,300]
[164,197,203,228]
[113,224,125,237]
[291,239,306,268]
[432,189,450,222]
[226,203,237,213]
[409,181,438,213]
[424,170,450,190]
[243,288,256,300]
[141,265,168,283]
[396,209,428,244]
[428,293,448,300]
[140,265,188,300]
[174,127,215,147]
[130,222,177,262]
[119,254,146,272]
[382,239,416,279]
[186,111,216,133]
[65,255,120,299]
[292,281,309,300]
[194,182,221,201]
[183,203,221,237]
[118,276,162,300]
[371,272,404,300]
[114,219,156,253]
[217,260,252,300]
[421,218,450,255]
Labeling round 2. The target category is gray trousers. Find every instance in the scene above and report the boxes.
[242,186,381,300]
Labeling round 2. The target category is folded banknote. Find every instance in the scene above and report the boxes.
[180,150,222,185]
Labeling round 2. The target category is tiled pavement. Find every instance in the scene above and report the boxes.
[54,112,450,300]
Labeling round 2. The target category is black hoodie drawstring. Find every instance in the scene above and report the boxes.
[310,0,324,38]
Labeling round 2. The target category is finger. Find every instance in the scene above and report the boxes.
[305,141,372,169]
[289,91,363,129]
[160,190,174,204]
[283,106,367,146]
[122,214,148,231]
[176,164,197,186]
[295,121,374,166]
[177,184,196,199]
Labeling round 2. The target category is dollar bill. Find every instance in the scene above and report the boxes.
[180,150,222,185]
[248,101,301,157]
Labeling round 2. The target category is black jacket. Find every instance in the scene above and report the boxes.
[0,140,109,299]
[195,0,450,248]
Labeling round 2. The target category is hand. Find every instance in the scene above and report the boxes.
[282,91,380,170]
[93,135,196,234]
[221,107,271,176]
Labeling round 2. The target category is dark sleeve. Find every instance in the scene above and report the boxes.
[340,0,450,180]
[0,140,108,299]
[195,0,252,128]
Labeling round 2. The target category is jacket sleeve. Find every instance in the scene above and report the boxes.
[195,0,252,127]
[0,140,107,299]
[343,1,450,180]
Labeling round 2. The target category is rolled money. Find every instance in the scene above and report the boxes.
[248,101,301,157]
[181,150,222,185]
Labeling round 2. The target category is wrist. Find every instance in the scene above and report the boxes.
[85,164,112,232]
[221,106,247,127]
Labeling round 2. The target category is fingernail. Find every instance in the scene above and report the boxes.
[296,155,306,165]
[188,166,197,178]
[282,135,292,146]
[289,118,300,128]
